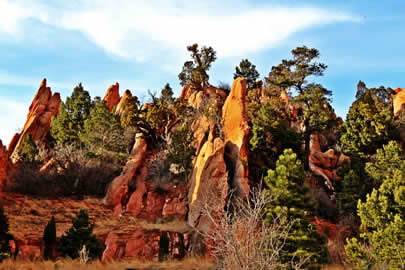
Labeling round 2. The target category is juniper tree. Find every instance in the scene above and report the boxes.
[43,216,56,260]
[178,43,217,89]
[0,206,13,262]
[58,210,102,260]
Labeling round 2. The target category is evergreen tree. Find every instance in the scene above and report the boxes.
[335,166,363,217]
[58,210,102,260]
[266,46,334,168]
[80,99,125,158]
[340,82,397,159]
[345,141,405,269]
[160,83,175,106]
[234,59,260,90]
[264,149,328,269]
[249,99,301,179]
[18,134,39,162]
[51,83,92,145]
[0,206,13,262]
[43,216,56,260]
[178,43,217,89]
[167,121,195,179]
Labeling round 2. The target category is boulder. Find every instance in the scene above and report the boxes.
[222,77,250,197]
[9,79,61,162]
[103,82,121,112]
[115,89,132,116]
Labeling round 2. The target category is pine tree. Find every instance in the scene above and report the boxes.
[178,43,217,89]
[266,46,334,169]
[18,134,39,162]
[80,99,125,158]
[51,83,92,145]
[58,210,102,260]
[234,59,260,90]
[340,82,397,159]
[264,149,328,269]
[160,83,175,106]
[0,206,13,262]
[43,216,56,260]
[345,141,405,269]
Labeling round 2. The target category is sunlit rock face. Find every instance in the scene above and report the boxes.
[393,88,405,117]
[222,77,250,197]
[103,82,121,112]
[9,79,61,162]
[115,89,132,116]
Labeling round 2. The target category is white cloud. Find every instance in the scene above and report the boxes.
[0,0,359,61]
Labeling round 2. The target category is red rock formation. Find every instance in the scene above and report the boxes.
[393,88,405,117]
[309,133,350,192]
[0,141,13,192]
[7,133,19,155]
[103,82,120,112]
[115,89,132,116]
[313,217,355,264]
[222,77,250,197]
[9,79,61,162]
[104,133,147,208]
[188,134,228,235]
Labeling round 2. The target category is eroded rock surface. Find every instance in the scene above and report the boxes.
[102,229,191,262]
[103,82,121,112]
[0,141,13,192]
[309,133,350,193]
[9,79,61,162]
[115,89,132,116]
[222,77,250,197]
[188,135,228,234]
[394,88,405,117]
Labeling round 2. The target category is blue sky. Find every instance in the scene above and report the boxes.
[0,0,404,145]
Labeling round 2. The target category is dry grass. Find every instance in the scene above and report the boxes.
[0,257,214,270]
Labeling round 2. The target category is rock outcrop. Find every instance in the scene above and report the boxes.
[103,82,121,112]
[222,77,250,197]
[0,141,13,192]
[309,133,350,193]
[188,135,228,233]
[104,133,148,208]
[9,79,61,162]
[393,88,405,117]
[102,229,191,262]
[115,89,132,116]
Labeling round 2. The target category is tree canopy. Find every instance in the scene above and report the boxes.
[178,43,217,89]
[234,59,260,90]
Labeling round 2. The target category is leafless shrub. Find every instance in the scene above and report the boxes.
[8,144,120,197]
[193,189,309,270]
